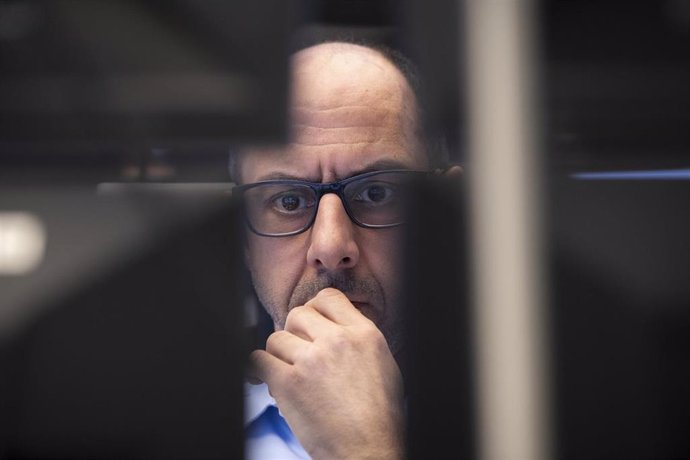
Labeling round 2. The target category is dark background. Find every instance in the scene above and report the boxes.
[1,1,689,458]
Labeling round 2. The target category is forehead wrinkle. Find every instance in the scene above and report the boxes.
[245,148,418,184]
[289,45,420,157]
[291,139,392,147]
[294,90,376,115]
[291,106,395,129]
[291,130,386,146]
[292,124,388,130]
[292,104,382,112]
[239,43,426,183]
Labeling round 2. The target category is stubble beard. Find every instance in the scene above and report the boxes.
[252,269,405,357]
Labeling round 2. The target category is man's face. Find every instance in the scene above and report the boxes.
[241,44,427,356]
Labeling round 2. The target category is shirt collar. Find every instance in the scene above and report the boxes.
[244,382,277,425]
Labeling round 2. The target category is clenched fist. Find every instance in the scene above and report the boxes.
[248,288,405,460]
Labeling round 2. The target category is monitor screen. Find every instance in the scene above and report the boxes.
[0,189,248,459]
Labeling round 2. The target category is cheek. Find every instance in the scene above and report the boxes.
[246,235,308,300]
[357,229,404,296]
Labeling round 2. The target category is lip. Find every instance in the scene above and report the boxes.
[350,301,370,309]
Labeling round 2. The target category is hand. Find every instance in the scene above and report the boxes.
[248,288,404,460]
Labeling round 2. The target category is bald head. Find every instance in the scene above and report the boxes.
[288,43,421,154]
[234,42,432,183]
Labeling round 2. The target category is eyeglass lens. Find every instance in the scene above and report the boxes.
[243,183,317,235]
[243,171,411,236]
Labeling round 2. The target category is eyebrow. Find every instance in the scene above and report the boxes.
[255,158,413,183]
[343,159,412,179]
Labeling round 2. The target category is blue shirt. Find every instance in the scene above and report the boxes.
[245,383,311,459]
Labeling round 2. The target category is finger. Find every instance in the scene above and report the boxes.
[265,330,311,364]
[304,287,364,326]
[443,164,463,177]
[284,304,338,340]
[247,349,290,386]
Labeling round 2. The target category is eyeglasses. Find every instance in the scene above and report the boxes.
[234,169,427,237]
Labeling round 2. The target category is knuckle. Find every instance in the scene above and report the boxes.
[287,305,306,317]
[317,287,342,299]
[264,330,285,353]
[300,348,322,368]
[284,306,305,328]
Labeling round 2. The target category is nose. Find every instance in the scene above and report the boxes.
[306,193,360,271]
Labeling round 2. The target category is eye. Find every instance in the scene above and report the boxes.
[271,191,314,213]
[353,183,397,205]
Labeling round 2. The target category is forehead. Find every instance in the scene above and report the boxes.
[241,43,426,183]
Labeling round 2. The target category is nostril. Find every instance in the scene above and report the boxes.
[342,257,351,264]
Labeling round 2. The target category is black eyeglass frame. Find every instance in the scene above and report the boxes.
[234,169,429,237]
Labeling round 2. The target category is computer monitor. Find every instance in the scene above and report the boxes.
[0,190,247,459]
[549,178,690,459]
[0,1,293,456]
